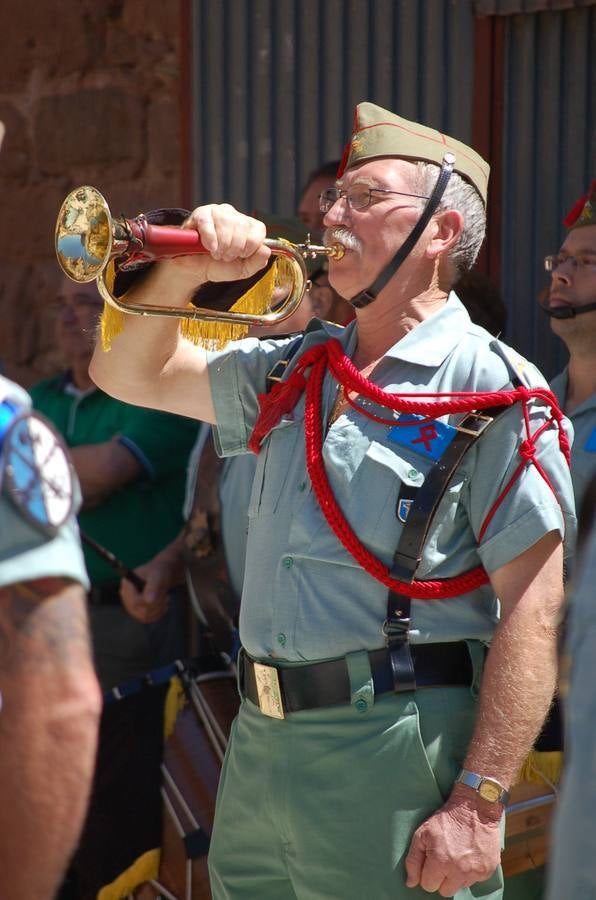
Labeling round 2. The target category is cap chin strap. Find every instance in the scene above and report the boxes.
[541,298,596,318]
[350,152,456,309]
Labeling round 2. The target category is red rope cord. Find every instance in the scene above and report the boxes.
[249,338,570,599]
[304,354,488,599]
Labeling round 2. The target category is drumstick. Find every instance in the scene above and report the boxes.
[80,531,146,591]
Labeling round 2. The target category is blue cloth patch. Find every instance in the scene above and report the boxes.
[387,414,456,461]
[584,427,596,453]
[0,399,18,449]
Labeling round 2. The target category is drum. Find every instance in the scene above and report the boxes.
[133,669,240,900]
[502,781,556,877]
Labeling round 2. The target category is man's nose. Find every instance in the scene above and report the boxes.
[551,264,572,286]
[323,196,350,228]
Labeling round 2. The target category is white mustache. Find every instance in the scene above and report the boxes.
[324,226,362,253]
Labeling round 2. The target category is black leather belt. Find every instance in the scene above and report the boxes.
[241,642,473,717]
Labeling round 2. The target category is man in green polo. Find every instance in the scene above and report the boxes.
[89,102,575,899]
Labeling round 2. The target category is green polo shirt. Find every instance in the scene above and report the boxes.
[0,376,88,590]
[207,293,576,661]
[550,368,596,514]
[30,375,198,584]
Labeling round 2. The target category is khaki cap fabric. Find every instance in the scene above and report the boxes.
[564,180,595,230]
[339,101,490,206]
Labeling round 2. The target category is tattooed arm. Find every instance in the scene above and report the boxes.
[0,577,101,900]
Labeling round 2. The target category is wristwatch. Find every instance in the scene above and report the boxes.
[455,769,510,805]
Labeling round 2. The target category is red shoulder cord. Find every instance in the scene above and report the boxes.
[248,339,570,600]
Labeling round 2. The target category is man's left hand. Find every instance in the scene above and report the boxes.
[405,795,502,896]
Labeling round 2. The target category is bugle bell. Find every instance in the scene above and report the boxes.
[55,185,345,327]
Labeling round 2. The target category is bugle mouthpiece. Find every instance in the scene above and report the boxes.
[296,239,346,262]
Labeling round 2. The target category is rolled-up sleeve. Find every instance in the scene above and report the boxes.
[207,336,296,456]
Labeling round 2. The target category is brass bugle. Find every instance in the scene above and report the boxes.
[55,185,345,326]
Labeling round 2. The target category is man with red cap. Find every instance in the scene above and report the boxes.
[90,103,575,899]
[543,181,596,518]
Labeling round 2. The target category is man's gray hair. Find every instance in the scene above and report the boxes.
[413,162,487,273]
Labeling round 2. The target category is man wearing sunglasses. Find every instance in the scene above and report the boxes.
[89,102,575,899]
[542,182,596,516]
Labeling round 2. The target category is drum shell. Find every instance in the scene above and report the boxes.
[502,781,556,877]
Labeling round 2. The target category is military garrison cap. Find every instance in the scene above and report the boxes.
[564,180,595,230]
[338,102,490,206]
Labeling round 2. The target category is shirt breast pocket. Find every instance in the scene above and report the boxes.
[247,418,300,518]
[345,439,426,555]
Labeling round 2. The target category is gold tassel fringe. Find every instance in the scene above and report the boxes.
[99,260,125,351]
[180,257,290,349]
[100,302,125,352]
[100,256,294,352]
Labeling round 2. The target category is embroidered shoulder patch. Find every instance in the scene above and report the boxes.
[1,411,74,534]
[387,414,456,461]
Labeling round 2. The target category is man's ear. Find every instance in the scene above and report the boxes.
[425,209,463,260]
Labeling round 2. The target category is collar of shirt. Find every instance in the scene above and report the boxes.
[550,368,596,416]
[314,291,471,367]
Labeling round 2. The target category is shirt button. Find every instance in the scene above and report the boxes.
[355,697,368,712]
[282,556,294,569]
[298,481,307,492]
[277,633,287,647]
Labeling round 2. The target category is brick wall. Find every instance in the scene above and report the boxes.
[0,0,183,386]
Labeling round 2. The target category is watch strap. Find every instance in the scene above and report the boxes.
[455,769,510,805]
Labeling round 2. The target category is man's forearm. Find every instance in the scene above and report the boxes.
[457,533,564,804]
[462,606,559,790]
[90,260,204,414]
[0,580,101,899]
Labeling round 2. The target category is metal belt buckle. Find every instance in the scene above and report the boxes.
[253,662,285,719]
[266,358,290,384]
[456,413,494,437]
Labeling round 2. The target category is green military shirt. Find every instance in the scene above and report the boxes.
[0,376,88,590]
[550,368,596,514]
[30,375,198,584]
[207,295,576,661]
[219,453,258,598]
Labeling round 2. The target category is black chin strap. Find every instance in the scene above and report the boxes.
[350,152,456,309]
[541,298,596,319]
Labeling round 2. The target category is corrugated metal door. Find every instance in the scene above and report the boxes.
[190,0,476,215]
[499,4,595,376]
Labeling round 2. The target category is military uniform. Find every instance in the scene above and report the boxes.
[0,375,88,591]
[550,369,596,513]
[546,519,596,900]
[205,297,575,899]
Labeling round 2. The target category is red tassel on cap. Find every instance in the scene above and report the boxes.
[563,180,596,228]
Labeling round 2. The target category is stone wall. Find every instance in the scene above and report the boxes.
[0,0,184,386]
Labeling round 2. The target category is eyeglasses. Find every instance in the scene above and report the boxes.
[319,184,429,214]
[544,254,596,273]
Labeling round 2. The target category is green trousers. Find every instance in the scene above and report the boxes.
[208,652,504,899]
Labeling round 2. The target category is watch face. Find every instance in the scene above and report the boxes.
[478,780,501,803]
[2,412,74,534]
